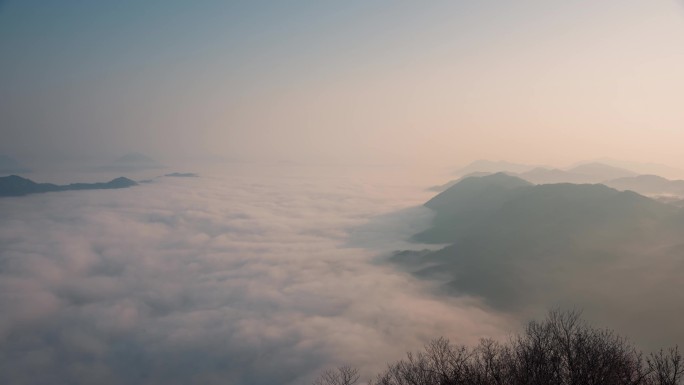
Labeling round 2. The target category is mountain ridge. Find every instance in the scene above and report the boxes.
[396,173,684,314]
[0,175,138,197]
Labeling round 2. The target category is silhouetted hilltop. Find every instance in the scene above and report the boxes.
[426,173,532,210]
[518,167,588,184]
[567,162,637,181]
[444,161,641,188]
[0,155,30,174]
[515,163,637,184]
[586,158,684,179]
[417,173,532,243]
[427,172,492,192]
[0,175,137,197]
[417,173,673,244]
[399,173,684,311]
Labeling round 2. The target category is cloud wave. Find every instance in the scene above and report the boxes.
[0,169,508,385]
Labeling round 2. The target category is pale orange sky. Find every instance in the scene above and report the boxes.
[1,0,683,169]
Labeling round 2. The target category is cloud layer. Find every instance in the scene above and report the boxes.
[0,167,508,385]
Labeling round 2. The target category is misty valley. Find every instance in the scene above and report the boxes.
[3,1,684,384]
[1,158,684,384]
[394,171,684,348]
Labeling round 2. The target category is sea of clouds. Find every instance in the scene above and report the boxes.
[0,165,510,385]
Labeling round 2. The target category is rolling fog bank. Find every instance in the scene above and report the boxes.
[0,164,509,385]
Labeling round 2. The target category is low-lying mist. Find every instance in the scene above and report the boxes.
[396,172,684,351]
[3,163,684,384]
[0,165,508,385]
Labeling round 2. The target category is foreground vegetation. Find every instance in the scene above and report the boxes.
[314,310,683,385]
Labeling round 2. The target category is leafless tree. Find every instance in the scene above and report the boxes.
[648,347,684,385]
[313,365,360,385]
[314,310,683,385]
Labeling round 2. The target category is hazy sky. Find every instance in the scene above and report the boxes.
[2,0,684,167]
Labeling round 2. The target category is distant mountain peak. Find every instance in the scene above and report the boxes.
[514,162,638,185]
[0,175,137,197]
[580,158,684,179]
[619,174,669,182]
[401,169,684,316]
[108,177,138,186]
[416,171,676,245]
[3,174,28,181]
[455,172,532,187]
[424,173,532,213]
[603,174,684,197]
[568,162,637,177]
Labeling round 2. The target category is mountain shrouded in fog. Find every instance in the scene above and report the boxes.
[0,175,137,196]
[394,173,684,349]
[434,161,684,199]
[414,173,674,244]
[603,174,684,197]
[3,0,684,383]
[517,163,636,184]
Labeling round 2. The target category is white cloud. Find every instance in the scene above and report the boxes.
[0,168,509,385]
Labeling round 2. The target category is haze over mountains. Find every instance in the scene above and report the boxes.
[520,162,637,184]
[437,160,684,202]
[452,160,540,176]
[453,160,684,180]
[585,158,684,179]
[3,0,684,383]
[0,175,138,197]
[603,175,684,197]
[453,160,639,184]
[395,172,684,349]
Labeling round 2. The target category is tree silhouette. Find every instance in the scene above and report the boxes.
[313,365,360,385]
[313,310,682,385]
